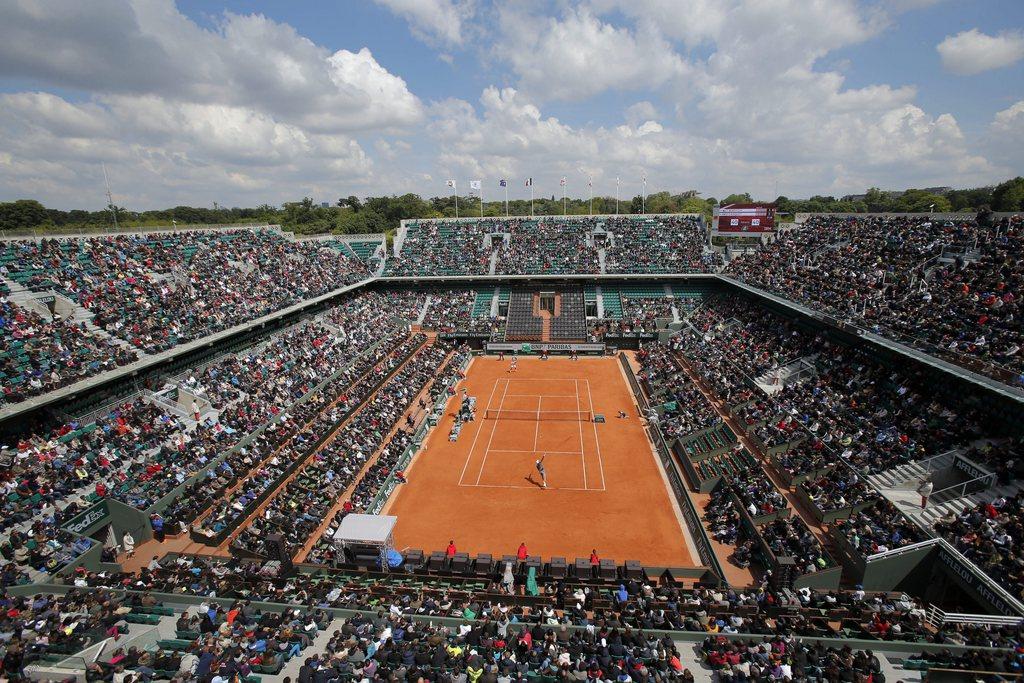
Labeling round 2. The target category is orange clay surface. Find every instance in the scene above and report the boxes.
[384,355,693,567]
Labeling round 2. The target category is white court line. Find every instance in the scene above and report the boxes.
[503,393,581,398]
[486,449,584,455]
[585,379,607,490]
[500,378,583,381]
[458,378,501,485]
[575,379,587,489]
[533,395,541,451]
[474,378,510,485]
[458,482,597,492]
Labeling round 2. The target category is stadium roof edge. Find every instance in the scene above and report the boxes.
[718,275,1024,405]
[0,276,379,424]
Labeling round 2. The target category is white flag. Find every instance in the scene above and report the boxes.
[560,177,566,186]
[446,179,456,188]
[525,177,533,186]
[469,180,481,190]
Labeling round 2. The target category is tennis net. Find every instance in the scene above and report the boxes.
[483,409,592,422]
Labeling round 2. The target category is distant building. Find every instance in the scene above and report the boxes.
[321,202,330,208]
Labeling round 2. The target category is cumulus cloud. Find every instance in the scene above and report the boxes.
[937,29,1024,75]
[0,0,428,208]
[497,6,690,101]
[373,0,470,47]
[0,0,423,131]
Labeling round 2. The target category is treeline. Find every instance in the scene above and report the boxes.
[773,177,1024,215]
[1,177,1020,235]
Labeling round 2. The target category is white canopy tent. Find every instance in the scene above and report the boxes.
[331,514,398,570]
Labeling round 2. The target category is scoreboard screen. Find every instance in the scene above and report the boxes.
[716,203,776,232]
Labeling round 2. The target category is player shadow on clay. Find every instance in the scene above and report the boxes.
[525,475,545,489]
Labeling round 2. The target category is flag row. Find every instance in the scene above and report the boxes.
[446,176,647,190]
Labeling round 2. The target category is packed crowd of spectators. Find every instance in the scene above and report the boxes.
[935,493,1024,599]
[0,291,415,557]
[636,345,722,441]
[728,470,788,519]
[701,636,887,681]
[835,500,927,557]
[48,552,1023,651]
[7,578,1018,681]
[0,297,138,404]
[496,219,600,275]
[681,295,995,476]
[1,230,369,355]
[232,342,455,559]
[758,517,834,576]
[190,333,425,544]
[727,214,1023,383]
[384,220,496,276]
[422,289,502,335]
[798,469,879,514]
[604,216,721,274]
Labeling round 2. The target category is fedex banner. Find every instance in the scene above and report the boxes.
[715,203,776,233]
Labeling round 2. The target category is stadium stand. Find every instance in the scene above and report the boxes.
[0,229,369,355]
[604,215,721,274]
[727,214,1023,383]
[384,220,496,276]
[496,218,600,275]
[3,217,1024,682]
[0,297,138,404]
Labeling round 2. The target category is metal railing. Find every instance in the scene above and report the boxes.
[929,471,997,505]
[926,604,1023,628]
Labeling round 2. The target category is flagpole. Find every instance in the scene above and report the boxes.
[642,176,647,215]
[616,177,619,215]
[589,176,593,216]
[453,181,459,219]
[530,184,534,218]
[504,184,508,218]
[480,186,484,218]
[562,180,566,215]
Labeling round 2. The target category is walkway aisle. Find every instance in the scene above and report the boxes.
[294,349,456,562]
[265,618,344,683]
[670,350,835,552]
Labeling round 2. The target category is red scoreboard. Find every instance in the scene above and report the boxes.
[715,203,776,233]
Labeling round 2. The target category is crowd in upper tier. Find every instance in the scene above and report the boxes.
[0,229,368,361]
[383,215,718,279]
[726,214,1023,382]
[0,297,138,404]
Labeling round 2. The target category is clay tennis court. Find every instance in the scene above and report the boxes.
[384,355,695,567]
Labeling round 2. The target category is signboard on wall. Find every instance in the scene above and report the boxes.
[715,203,776,233]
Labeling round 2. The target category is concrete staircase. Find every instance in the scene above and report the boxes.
[416,296,432,325]
[265,618,344,683]
[914,481,1022,527]
[867,450,958,491]
[752,355,818,396]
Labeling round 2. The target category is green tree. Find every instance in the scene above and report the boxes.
[0,199,50,230]
[720,193,753,205]
[893,189,951,213]
[991,177,1024,211]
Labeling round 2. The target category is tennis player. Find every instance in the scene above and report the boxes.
[535,454,547,489]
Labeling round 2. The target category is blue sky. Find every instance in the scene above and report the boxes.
[0,0,1022,209]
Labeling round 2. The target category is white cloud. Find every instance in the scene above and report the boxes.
[985,100,1024,167]
[373,0,470,47]
[937,29,1024,75]
[497,6,690,101]
[0,0,424,131]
